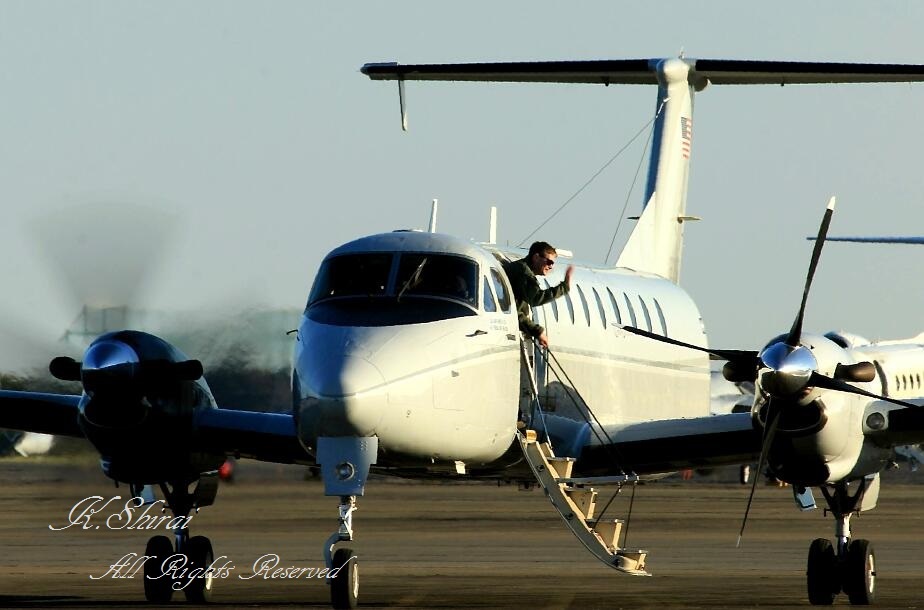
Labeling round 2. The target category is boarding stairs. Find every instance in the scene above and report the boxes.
[518,341,649,575]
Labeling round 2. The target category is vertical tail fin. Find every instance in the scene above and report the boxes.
[616,59,699,282]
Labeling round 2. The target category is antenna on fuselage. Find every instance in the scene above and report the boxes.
[428,199,438,233]
[488,206,497,244]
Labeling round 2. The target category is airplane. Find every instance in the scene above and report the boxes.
[3,57,924,609]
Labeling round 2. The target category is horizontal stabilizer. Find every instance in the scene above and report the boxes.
[362,59,655,84]
[362,59,924,86]
[823,236,924,244]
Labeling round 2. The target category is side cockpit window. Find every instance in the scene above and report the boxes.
[483,277,497,312]
[489,268,512,312]
[308,253,392,304]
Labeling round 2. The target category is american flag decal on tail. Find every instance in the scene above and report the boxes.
[680,116,692,159]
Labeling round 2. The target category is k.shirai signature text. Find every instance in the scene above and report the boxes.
[49,496,193,532]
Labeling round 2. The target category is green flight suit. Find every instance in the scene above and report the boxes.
[502,257,570,339]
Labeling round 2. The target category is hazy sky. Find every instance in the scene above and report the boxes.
[3,1,924,371]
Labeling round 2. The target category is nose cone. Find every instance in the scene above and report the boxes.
[81,340,140,391]
[296,353,387,440]
[83,339,139,371]
[758,342,817,396]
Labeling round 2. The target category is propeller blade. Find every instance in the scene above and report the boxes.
[29,202,178,325]
[737,398,781,547]
[49,357,82,382]
[809,372,922,409]
[618,325,759,365]
[786,197,836,346]
[139,359,204,383]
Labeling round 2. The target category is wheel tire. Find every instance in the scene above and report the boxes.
[739,464,751,485]
[806,538,837,605]
[844,539,876,605]
[183,535,215,604]
[144,535,174,603]
[330,547,358,610]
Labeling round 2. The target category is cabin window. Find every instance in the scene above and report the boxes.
[653,298,668,336]
[541,278,559,321]
[638,297,653,332]
[490,268,511,312]
[902,374,908,390]
[563,291,576,324]
[606,287,622,325]
[308,253,393,304]
[482,277,497,312]
[592,287,607,329]
[918,373,922,388]
[622,292,638,328]
[576,285,591,327]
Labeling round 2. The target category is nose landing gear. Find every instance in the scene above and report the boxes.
[316,437,378,610]
[806,478,878,606]
[325,495,359,609]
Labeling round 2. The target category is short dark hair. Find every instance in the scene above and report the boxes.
[528,241,556,258]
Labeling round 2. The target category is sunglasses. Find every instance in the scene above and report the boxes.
[538,256,555,267]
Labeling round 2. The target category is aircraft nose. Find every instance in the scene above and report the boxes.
[297,354,387,439]
[313,355,386,397]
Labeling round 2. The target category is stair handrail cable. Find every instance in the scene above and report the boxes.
[541,343,640,532]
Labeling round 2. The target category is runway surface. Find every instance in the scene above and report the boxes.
[0,459,921,609]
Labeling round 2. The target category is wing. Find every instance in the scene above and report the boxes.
[866,399,924,447]
[540,412,761,476]
[0,390,83,437]
[0,390,310,465]
[193,407,310,465]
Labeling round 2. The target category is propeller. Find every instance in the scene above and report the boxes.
[737,395,780,547]
[29,202,178,317]
[50,346,202,386]
[1,202,178,380]
[49,337,202,427]
[619,196,923,543]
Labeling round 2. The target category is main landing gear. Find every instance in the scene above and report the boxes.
[138,476,219,604]
[806,479,878,606]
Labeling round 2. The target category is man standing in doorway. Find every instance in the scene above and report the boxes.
[503,241,574,348]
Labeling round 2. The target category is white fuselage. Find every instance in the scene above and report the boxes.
[293,231,711,473]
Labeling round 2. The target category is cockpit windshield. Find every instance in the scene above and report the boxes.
[306,252,481,326]
[394,254,477,307]
[308,253,392,303]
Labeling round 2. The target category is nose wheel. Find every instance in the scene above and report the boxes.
[330,546,359,609]
[325,495,359,609]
